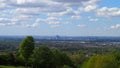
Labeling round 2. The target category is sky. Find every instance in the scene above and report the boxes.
[0,0,120,36]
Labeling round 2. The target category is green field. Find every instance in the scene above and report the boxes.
[0,66,24,68]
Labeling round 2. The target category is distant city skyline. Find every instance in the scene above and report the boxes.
[0,0,120,36]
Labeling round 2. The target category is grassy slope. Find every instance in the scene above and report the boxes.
[0,66,24,68]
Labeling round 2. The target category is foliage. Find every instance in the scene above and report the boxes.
[52,49,75,68]
[112,51,120,64]
[70,54,87,68]
[62,65,72,68]
[52,49,64,67]
[18,36,34,60]
[32,46,55,68]
[0,54,11,65]
[83,54,118,68]
[18,36,35,67]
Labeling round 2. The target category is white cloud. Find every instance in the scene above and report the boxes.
[32,23,39,27]
[53,0,88,3]
[1,0,119,29]
[51,24,60,28]
[0,17,37,27]
[48,21,61,28]
[0,0,10,10]
[0,18,17,27]
[8,0,56,7]
[12,8,41,16]
[0,18,11,23]
[47,7,76,16]
[80,0,100,13]
[75,2,98,15]
[47,17,61,21]
[0,23,6,26]
[27,23,39,28]
[8,0,66,13]
[77,24,86,28]
[18,22,28,27]
[36,17,61,22]
[36,18,46,23]
[71,15,81,20]
[48,21,60,25]
[82,0,101,6]
[97,7,120,17]
[84,5,97,12]
[88,16,98,22]
[52,0,89,6]
[18,22,39,28]
[110,24,120,29]
[12,15,34,24]
[35,17,61,27]
[47,1,99,17]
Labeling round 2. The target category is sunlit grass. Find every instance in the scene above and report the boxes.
[0,66,24,68]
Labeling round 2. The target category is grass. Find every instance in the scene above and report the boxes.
[0,65,24,68]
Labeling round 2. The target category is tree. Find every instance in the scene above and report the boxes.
[32,46,55,68]
[18,36,35,67]
[52,49,64,68]
[70,54,87,68]
[52,49,75,68]
[111,51,120,68]
[83,54,118,68]
[61,52,75,68]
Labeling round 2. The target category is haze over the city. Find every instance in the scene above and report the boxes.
[0,0,120,36]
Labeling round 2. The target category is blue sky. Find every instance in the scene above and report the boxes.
[0,0,120,36]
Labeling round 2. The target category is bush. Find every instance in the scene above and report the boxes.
[31,46,55,68]
[83,54,118,68]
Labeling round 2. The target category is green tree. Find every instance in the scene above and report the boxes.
[18,36,35,67]
[52,49,64,68]
[52,49,75,68]
[32,46,55,68]
[70,54,86,68]
[111,51,120,68]
[61,52,75,68]
[83,54,118,68]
